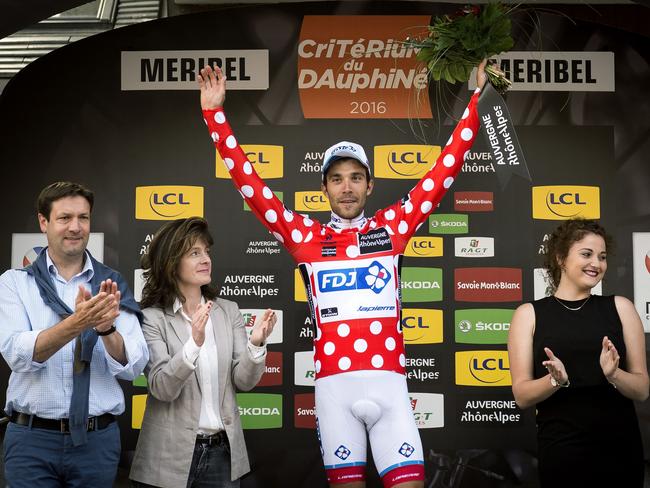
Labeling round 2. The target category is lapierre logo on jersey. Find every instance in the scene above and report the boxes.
[374,145,440,179]
[135,186,204,220]
[217,145,284,179]
[317,261,391,294]
[121,50,269,90]
[532,185,600,220]
[295,191,331,212]
[358,228,393,255]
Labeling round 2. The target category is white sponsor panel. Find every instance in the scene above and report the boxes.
[134,268,145,302]
[468,51,614,92]
[121,50,269,90]
[312,255,398,324]
[294,351,315,386]
[633,233,650,331]
[454,237,495,258]
[534,268,601,300]
[409,392,444,429]
[11,233,104,269]
[241,309,284,344]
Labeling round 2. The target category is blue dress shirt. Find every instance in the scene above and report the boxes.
[0,251,149,418]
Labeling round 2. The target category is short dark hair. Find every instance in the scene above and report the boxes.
[140,217,218,309]
[543,218,613,292]
[37,182,94,220]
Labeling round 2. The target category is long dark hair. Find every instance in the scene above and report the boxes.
[140,217,218,309]
[543,218,613,292]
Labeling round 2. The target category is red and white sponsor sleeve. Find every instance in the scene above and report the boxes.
[373,90,481,252]
[203,108,317,252]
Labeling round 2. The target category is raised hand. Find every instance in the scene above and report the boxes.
[600,336,620,381]
[94,280,121,333]
[250,309,277,347]
[73,285,118,331]
[542,347,569,386]
[198,65,226,110]
[191,301,213,347]
[477,58,488,89]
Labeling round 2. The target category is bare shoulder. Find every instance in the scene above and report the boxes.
[510,302,536,335]
[514,302,536,321]
[613,295,643,330]
[613,295,635,312]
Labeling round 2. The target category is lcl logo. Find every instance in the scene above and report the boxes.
[374,145,440,179]
[136,186,204,220]
[150,192,190,206]
[404,237,443,257]
[402,315,430,329]
[295,191,331,212]
[532,186,600,220]
[389,152,428,164]
[245,151,271,164]
[546,192,587,206]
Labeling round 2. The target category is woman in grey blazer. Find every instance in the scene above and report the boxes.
[129,217,276,488]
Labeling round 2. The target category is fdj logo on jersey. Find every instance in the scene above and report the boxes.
[317,261,391,294]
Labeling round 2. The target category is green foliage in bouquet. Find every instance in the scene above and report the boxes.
[411,3,515,92]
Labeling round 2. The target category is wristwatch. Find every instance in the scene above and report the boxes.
[550,376,570,388]
[95,325,117,336]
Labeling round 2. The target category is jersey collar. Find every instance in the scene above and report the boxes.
[328,211,367,230]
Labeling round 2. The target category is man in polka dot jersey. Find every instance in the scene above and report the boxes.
[198,61,487,488]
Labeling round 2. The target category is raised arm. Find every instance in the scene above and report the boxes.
[198,66,316,252]
[374,60,487,251]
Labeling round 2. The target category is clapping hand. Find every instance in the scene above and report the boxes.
[250,309,277,347]
[198,65,226,110]
[600,336,620,381]
[191,301,213,347]
[73,281,119,332]
[542,347,569,386]
[94,279,121,333]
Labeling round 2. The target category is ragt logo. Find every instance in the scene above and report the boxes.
[317,261,391,294]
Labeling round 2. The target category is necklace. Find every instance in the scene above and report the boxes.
[553,294,592,311]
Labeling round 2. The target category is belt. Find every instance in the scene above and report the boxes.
[196,430,228,447]
[10,412,116,433]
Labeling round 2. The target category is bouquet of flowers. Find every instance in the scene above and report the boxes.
[408,3,515,93]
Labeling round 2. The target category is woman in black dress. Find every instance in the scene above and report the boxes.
[508,219,648,487]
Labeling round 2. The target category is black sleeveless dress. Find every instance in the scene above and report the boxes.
[532,294,644,487]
